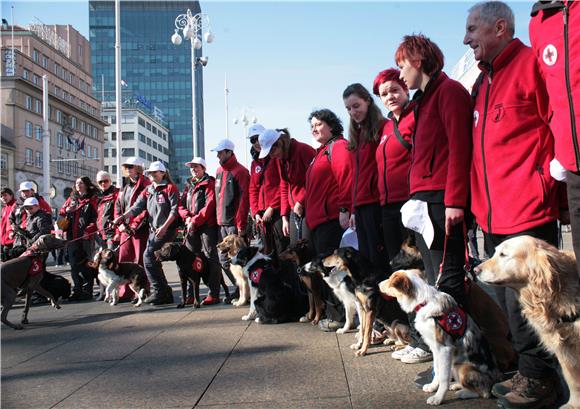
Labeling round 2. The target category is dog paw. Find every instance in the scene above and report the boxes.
[21,318,29,325]
[193,301,200,309]
[14,324,24,330]
[350,342,362,350]
[354,349,367,357]
[299,315,310,323]
[255,317,262,324]
[241,314,251,321]
[423,382,439,393]
[54,304,61,310]
[426,395,443,406]
[336,327,348,334]
[449,383,462,391]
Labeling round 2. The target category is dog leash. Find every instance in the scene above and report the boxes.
[435,222,472,288]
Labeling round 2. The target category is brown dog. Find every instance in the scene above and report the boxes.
[217,234,248,307]
[475,236,580,409]
[1,235,66,329]
[279,240,324,325]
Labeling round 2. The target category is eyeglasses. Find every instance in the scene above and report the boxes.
[250,136,259,144]
[97,180,111,185]
[124,165,135,169]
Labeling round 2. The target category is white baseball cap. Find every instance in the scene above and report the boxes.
[210,138,235,152]
[400,199,434,249]
[258,129,282,159]
[23,197,39,207]
[185,157,207,169]
[146,161,167,173]
[247,124,265,139]
[122,157,144,167]
[19,181,35,191]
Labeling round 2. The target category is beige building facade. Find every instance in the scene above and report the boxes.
[1,23,106,210]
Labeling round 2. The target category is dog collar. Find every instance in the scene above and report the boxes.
[414,302,426,312]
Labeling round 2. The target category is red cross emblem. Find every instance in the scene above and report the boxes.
[543,44,557,66]
[250,268,263,284]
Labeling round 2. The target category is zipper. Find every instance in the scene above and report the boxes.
[563,6,580,170]
[481,73,494,234]
[382,136,389,203]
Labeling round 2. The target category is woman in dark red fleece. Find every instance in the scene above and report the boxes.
[373,68,414,261]
[395,34,472,307]
[342,83,388,269]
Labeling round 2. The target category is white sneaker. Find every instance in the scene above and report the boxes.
[391,345,415,360]
[400,347,433,364]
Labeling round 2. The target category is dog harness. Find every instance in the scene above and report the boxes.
[415,303,468,340]
[20,249,44,277]
[193,256,204,273]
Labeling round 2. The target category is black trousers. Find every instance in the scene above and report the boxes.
[311,219,346,322]
[484,221,558,379]
[188,225,222,298]
[567,170,580,280]
[289,211,311,246]
[381,202,406,261]
[355,202,389,271]
[256,210,289,257]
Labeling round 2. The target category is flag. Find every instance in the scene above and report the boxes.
[79,137,85,152]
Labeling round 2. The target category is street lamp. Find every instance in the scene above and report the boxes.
[171,9,213,158]
[233,108,258,167]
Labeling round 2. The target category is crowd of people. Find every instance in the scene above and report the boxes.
[1,2,579,408]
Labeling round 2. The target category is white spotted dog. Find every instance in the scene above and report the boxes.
[379,270,502,406]
[89,249,149,307]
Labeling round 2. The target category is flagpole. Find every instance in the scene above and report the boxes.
[42,75,50,200]
[114,0,122,187]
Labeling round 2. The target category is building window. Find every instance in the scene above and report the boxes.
[112,165,117,175]
[57,132,63,148]
[103,148,108,158]
[35,151,42,168]
[73,161,78,176]
[146,138,152,147]
[57,158,64,173]
[35,99,42,114]
[56,110,62,123]
[139,133,146,143]
[25,121,33,138]
[146,153,152,162]
[33,74,40,85]
[110,132,116,141]
[25,148,33,165]
[1,153,7,171]
[93,147,99,159]
[111,149,117,157]
[138,117,145,127]
[25,95,32,110]
[139,149,147,159]
[122,148,135,157]
[35,125,42,141]
[152,141,158,150]
[42,55,48,68]
[146,122,151,131]
[71,116,77,129]
[23,69,30,80]
[80,121,86,134]
[121,131,134,140]
[152,125,157,135]
[32,49,39,62]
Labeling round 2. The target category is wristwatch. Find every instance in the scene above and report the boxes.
[339,207,349,213]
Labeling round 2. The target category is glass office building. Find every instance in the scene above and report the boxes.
[89,1,203,185]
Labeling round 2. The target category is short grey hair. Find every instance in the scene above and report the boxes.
[96,170,111,182]
[469,1,515,37]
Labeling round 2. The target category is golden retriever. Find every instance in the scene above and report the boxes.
[474,236,580,409]
[217,234,249,308]
[380,269,502,405]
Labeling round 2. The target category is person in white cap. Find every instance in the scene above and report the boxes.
[248,124,288,257]
[19,197,53,247]
[114,161,180,305]
[179,157,225,305]
[114,157,150,269]
[258,128,315,245]
[59,176,99,300]
[9,181,52,249]
[211,138,251,296]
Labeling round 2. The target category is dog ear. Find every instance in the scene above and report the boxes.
[389,271,414,297]
[530,242,564,296]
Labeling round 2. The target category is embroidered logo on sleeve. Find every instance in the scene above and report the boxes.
[542,44,557,66]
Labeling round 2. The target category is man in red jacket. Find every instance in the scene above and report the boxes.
[530,1,579,282]
[464,2,563,407]
[212,138,250,296]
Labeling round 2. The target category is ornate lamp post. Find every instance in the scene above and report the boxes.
[233,108,258,167]
[171,10,214,157]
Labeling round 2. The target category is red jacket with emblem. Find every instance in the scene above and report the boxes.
[350,130,381,209]
[376,108,414,205]
[97,186,119,241]
[10,194,52,233]
[410,72,472,208]
[179,174,217,229]
[215,154,250,232]
[114,174,150,234]
[278,139,316,216]
[249,157,281,215]
[471,39,559,235]
[530,0,580,172]
[305,137,352,230]
[1,198,17,246]
[59,193,98,239]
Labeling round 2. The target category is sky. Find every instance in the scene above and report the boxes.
[2,0,534,173]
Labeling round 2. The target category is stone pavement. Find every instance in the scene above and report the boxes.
[1,261,500,409]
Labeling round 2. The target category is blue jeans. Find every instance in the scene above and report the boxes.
[143,230,177,293]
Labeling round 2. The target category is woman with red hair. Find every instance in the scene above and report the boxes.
[394,34,472,307]
[372,68,414,261]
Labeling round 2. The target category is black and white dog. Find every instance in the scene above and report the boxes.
[231,246,307,324]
